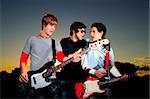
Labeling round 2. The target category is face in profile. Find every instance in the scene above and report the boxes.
[76,28,86,40]
[90,27,103,41]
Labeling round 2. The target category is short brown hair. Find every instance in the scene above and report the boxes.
[41,14,58,30]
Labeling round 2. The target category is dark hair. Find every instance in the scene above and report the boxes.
[70,21,86,36]
[41,14,58,30]
[91,23,106,38]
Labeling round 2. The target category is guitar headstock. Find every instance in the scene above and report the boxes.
[135,70,150,77]
[89,39,110,50]
[74,39,110,56]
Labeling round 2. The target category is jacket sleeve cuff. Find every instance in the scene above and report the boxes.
[89,69,96,75]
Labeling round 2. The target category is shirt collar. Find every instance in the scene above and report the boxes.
[39,35,49,38]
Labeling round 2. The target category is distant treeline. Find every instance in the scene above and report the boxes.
[0,62,149,98]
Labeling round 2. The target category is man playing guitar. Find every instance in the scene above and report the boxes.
[75,23,122,99]
[18,14,73,98]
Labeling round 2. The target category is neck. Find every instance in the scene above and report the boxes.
[39,31,50,38]
[91,38,102,43]
[70,35,78,42]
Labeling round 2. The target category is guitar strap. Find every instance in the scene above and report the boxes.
[52,39,56,62]
[105,51,110,71]
[104,44,110,71]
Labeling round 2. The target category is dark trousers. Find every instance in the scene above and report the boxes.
[59,80,76,98]
[27,84,60,99]
[17,80,61,99]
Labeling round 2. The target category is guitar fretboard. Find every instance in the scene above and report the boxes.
[43,57,74,78]
[43,39,109,78]
[99,77,121,85]
[43,47,89,78]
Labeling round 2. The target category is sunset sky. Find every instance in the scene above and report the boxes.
[1,0,149,73]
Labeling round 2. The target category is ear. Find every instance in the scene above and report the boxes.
[99,31,103,37]
[100,31,103,34]
[42,25,45,30]
[72,30,76,33]
[72,30,77,36]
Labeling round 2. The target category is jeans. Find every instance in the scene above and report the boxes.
[59,80,76,98]
[25,80,61,99]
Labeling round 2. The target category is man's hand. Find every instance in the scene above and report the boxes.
[72,49,82,62]
[19,63,28,83]
[19,72,28,84]
[72,53,81,62]
[54,59,62,72]
[64,48,82,63]
[95,70,106,79]
[121,74,128,81]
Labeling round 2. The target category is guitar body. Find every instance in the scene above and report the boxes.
[29,61,55,89]
[75,82,85,99]
[83,80,105,98]
[75,70,150,99]
[30,69,52,89]
[75,78,105,99]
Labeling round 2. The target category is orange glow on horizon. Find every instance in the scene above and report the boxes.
[1,57,149,73]
[0,62,30,73]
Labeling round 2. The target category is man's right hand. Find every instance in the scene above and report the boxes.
[19,72,28,84]
[95,70,106,79]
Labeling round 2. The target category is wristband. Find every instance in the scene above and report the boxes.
[89,69,96,75]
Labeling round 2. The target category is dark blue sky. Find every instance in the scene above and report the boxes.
[1,0,149,72]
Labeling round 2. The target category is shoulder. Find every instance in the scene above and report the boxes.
[81,39,87,44]
[27,35,39,40]
[52,39,61,46]
[60,37,70,43]
[79,39,88,47]
[61,37,69,41]
[29,35,38,39]
[25,36,36,43]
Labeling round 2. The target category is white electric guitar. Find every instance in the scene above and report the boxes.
[20,39,109,90]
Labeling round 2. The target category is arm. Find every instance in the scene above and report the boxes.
[60,38,81,62]
[19,52,29,83]
[109,48,122,77]
[19,37,31,83]
[55,40,80,62]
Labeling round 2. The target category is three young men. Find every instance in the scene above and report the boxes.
[19,14,122,98]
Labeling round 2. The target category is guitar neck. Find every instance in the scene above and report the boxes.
[99,77,121,86]
[43,46,90,78]
[53,46,89,71]
[43,57,74,77]
[98,69,150,86]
